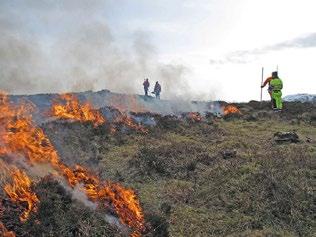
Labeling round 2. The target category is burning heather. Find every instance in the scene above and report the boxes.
[49,93,148,134]
[4,167,39,222]
[0,202,16,237]
[50,93,106,127]
[71,166,145,236]
[185,112,203,122]
[0,222,15,237]
[223,104,241,115]
[113,112,148,134]
[0,92,145,235]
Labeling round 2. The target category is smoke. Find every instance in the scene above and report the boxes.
[0,0,192,100]
[67,184,97,210]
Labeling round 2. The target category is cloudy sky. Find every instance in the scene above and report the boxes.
[1,0,316,101]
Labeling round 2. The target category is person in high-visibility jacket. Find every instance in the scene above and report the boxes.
[261,71,283,110]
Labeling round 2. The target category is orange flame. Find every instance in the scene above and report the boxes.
[114,113,148,133]
[187,112,202,122]
[0,202,16,237]
[223,105,241,115]
[0,92,145,235]
[70,166,145,233]
[4,168,39,222]
[0,222,16,237]
[50,93,105,127]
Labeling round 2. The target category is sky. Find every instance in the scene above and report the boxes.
[1,0,316,101]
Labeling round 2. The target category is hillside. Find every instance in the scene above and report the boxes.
[283,94,316,103]
[0,94,315,237]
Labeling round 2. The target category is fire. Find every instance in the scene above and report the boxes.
[71,166,145,234]
[223,105,241,115]
[0,92,145,235]
[106,94,148,133]
[0,93,66,168]
[50,93,105,127]
[4,168,39,222]
[0,223,16,237]
[0,202,16,237]
[186,112,202,122]
[49,93,147,133]
[113,113,148,133]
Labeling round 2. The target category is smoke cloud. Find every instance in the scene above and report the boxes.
[0,0,191,99]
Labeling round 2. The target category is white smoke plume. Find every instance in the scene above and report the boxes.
[0,0,192,100]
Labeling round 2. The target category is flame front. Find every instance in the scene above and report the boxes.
[223,105,241,115]
[0,223,16,237]
[187,112,202,122]
[113,113,148,133]
[0,92,145,235]
[0,202,16,237]
[4,168,39,222]
[50,93,105,127]
[70,166,145,233]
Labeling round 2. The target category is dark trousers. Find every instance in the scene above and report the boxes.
[144,88,148,96]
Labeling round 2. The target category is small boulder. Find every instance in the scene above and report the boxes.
[306,137,312,143]
[221,149,237,159]
[273,132,300,143]
[244,113,258,121]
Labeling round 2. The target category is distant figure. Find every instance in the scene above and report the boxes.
[261,71,283,110]
[143,78,150,96]
[153,81,161,99]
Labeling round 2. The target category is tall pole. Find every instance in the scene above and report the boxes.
[260,67,264,102]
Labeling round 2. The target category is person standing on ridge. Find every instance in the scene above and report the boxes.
[153,81,161,99]
[261,71,283,110]
[143,78,150,96]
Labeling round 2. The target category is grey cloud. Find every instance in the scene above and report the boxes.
[267,32,316,50]
[210,32,316,65]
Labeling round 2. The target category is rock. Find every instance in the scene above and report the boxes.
[306,137,312,143]
[274,132,300,143]
[244,113,258,121]
[257,110,272,119]
[221,149,237,159]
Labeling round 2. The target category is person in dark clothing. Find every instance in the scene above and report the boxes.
[153,81,161,99]
[143,78,150,96]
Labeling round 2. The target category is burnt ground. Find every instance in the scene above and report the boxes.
[1,101,315,237]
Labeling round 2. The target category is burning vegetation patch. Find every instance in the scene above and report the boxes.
[49,93,106,127]
[4,168,39,223]
[1,90,315,237]
[0,202,16,237]
[49,94,148,134]
[223,104,241,116]
[0,92,146,236]
[112,112,148,134]
[183,112,203,123]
